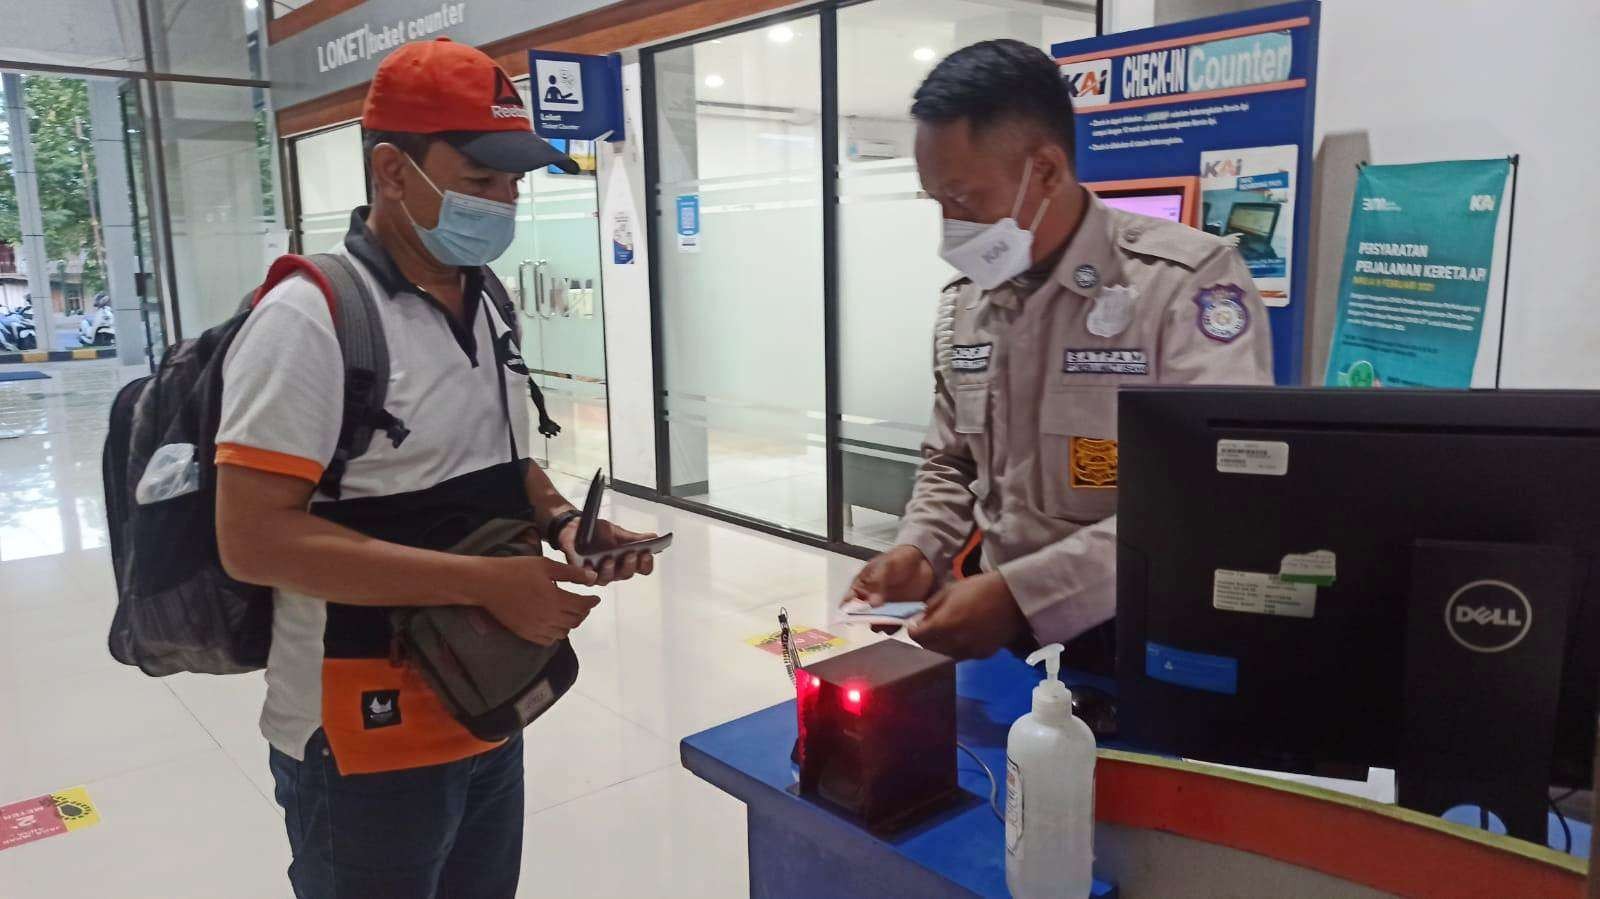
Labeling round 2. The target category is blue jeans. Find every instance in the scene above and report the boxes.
[269,729,524,899]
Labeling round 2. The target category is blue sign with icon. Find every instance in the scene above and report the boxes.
[527,50,624,142]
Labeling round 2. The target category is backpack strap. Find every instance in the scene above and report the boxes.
[481,268,562,440]
[254,253,409,499]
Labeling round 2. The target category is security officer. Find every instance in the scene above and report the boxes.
[846,39,1273,661]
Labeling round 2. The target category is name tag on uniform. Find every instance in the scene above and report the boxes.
[1063,348,1149,376]
[951,343,994,372]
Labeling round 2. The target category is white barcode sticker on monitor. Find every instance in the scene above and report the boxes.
[1213,570,1318,618]
[1216,439,1289,476]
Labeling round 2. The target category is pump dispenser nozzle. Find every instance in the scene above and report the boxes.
[1024,643,1071,722]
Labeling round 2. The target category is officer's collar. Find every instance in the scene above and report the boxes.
[1048,190,1121,301]
[984,189,1119,310]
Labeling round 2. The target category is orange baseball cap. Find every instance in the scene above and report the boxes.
[363,38,577,174]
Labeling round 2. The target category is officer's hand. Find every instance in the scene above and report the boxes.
[475,555,601,646]
[909,571,1028,660]
[558,517,658,586]
[846,545,936,608]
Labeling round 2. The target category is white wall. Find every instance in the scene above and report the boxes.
[1311,0,1600,388]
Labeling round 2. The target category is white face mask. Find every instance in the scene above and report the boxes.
[937,156,1051,290]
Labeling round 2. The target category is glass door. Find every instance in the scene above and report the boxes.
[491,90,610,478]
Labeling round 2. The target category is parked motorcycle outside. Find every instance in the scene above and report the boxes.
[0,302,37,352]
[78,294,115,347]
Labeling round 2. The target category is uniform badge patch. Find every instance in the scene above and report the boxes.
[951,343,993,372]
[1069,437,1118,489]
[1193,284,1250,343]
[1087,284,1138,338]
[1072,264,1100,291]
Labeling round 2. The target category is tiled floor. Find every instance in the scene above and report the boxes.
[0,359,875,898]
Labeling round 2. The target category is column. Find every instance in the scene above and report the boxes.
[86,80,146,366]
[2,73,56,353]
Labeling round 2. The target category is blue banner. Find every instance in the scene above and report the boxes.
[1052,1,1320,385]
[527,50,624,142]
[1325,159,1511,389]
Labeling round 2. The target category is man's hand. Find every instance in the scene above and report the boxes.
[908,571,1028,660]
[473,555,601,646]
[557,518,658,586]
[847,545,937,608]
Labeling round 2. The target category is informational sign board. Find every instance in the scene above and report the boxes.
[528,50,624,142]
[1325,159,1513,389]
[675,194,700,253]
[1051,1,1320,385]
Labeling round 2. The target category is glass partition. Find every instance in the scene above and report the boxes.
[834,0,1096,548]
[651,14,827,535]
[153,80,276,335]
[488,84,611,480]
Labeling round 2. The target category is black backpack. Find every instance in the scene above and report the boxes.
[104,253,407,676]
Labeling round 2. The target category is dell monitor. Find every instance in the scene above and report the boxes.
[1223,201,1280,240]
[1116,386,1600,843]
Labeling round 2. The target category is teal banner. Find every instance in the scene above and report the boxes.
[1325,159,1511,388]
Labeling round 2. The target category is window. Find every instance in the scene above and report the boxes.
[643,0,1095,549]
[650,14,828,535]
[835,0,1095,548]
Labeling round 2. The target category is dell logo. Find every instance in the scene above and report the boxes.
[1444,580,1532,653]
[1454,605,1522,627]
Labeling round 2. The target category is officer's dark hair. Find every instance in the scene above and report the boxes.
[911,39,1076,161]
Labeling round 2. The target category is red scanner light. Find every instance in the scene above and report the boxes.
[843,687,864,714]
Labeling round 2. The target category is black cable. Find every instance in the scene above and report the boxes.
[957,741,1004,824]
[1551,797,1573,854]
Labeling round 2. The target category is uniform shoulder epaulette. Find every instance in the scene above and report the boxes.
[1113,215,1228,271]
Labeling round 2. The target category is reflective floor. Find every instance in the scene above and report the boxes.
[678,432,905,548]
[0,359,874,898]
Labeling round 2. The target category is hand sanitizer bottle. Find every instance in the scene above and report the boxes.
[1006,643,1096,899]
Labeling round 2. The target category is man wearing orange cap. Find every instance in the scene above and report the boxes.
[213,40,653,898]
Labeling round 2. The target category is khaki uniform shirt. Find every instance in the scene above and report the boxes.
[896,193,1274,645]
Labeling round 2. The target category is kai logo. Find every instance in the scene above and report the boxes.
[1059,59,1111,108]
[1202,158,1244,179]
[1469,194,1496,212]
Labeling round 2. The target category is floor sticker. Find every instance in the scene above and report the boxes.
[1,787,101,852]
[748,625,846,659]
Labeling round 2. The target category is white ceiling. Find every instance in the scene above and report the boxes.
[682,0,1096,121]
[0,0,146,71]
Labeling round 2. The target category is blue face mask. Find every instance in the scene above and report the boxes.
[401,153,517,267]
